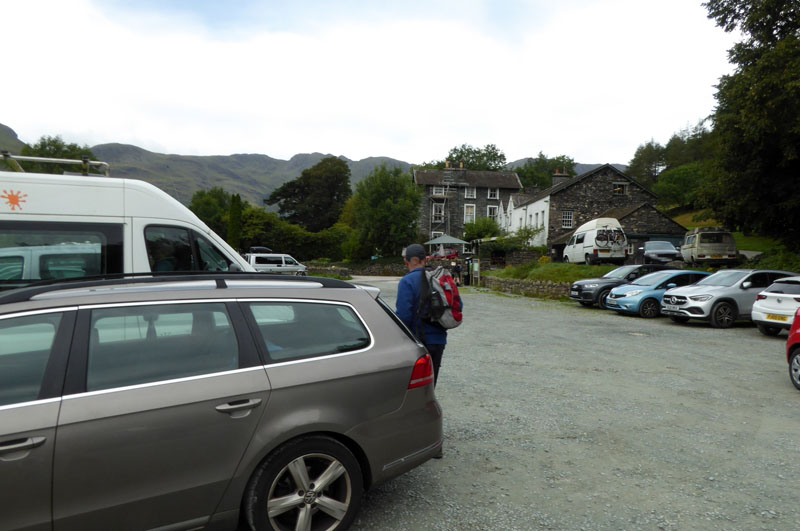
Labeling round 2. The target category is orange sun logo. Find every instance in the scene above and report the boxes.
[1,189,27,211]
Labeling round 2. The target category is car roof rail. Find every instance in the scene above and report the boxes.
[0,271,354,305]
[1,150,111,177]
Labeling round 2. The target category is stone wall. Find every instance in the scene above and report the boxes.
[308,262,408,277]
[505,250,542,267]
[480,276,571,298]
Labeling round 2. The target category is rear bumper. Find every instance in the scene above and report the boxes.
[751,309,794,330]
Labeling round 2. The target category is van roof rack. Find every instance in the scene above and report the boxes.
[1,150,110,177]
[0,272,354,305]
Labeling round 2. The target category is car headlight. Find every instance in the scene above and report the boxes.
[690,294,713,301]
[584,283,599,288]
[623,290,642,297]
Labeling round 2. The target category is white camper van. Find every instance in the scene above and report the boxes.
[563,217,628,265]
[0,152,253,290]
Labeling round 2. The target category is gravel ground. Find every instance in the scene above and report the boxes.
[349,277,800,531]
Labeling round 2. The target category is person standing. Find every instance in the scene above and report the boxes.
[396,244,461,386]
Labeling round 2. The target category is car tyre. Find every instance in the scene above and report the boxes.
[245,435,363,531]
[639,298,660,318]
[757,324,781,337]
[710,301,736,329]
[585,254,594,266]
[563,256,569,263]
[670,316,690,324]
[597,289,611,310]
[790,349,800,391]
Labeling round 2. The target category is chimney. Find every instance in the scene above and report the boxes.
[445,160,451,168]
[552,170,570,187]
[459,161,464,169]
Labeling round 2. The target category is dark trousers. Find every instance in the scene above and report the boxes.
[425,343,445,386]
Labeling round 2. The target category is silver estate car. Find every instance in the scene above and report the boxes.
[0,274,442,531]
[661,269,797,328]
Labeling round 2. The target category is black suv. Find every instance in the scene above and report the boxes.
[570,264,678,309]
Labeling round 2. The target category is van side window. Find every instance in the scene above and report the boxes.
[0,221,123,289]
[575,233,585,244]
[0,312,63,406]
[196,235,233,271]
[145,226,195,272]
[87,303,239,391]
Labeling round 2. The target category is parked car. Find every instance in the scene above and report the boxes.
[428,247,459,260]
[680,227,738,266]
[0,273,442,531]
[660,269,797,328]
[639,240,682,264]
[786,308,800,390]
[751,275,800,336]
[563,217,628,265]
[244,252,308,275]
[605,270,711,317]
[569,264,678,309]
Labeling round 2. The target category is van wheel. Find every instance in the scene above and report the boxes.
[757,324,781,337]
[585,254,594,265]
[245,435,363,531]
[563,256,569,263]
[639,299,660,318]
[710,301,736,328]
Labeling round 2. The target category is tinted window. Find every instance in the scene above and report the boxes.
[0,221,123,290]
[248,302,370,362]
[145,226,195,271]
[0,313,62,406]
[632,271,674,286]
[603,266,638,279]
[645,241,676,251]
[745,273,771,289]
[697,271,748,287]
[87,303,238,391]
[766,280,800,295]
[196,235,232,271]
[575,233,585,244]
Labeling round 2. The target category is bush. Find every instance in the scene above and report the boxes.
[749,249,800,273]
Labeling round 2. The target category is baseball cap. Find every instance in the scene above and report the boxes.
[402,244,426,261]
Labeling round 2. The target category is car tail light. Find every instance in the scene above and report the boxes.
[757,294,767,301]
[593,249,598,255]
[408,354,434,389]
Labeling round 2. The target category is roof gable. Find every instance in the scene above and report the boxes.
[525,164,655,205]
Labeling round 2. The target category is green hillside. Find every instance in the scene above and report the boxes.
[0,123,26,153]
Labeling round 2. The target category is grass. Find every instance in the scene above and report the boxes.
[672,210,719,229]
[485,262,618,284]
[671,210,782,252]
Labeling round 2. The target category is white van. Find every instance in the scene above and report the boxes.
[244,253,308,275]
[0,153,253,290]
[563,217,628,265]
[680,227,738,265]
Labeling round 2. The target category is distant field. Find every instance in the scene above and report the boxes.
[672,210,719,228]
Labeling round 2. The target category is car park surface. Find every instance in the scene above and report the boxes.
[350,278,800,530]
[661,269,797,328]
[751,275,800,336]
[0,274,440,531]
[569,264,676,309]
[606,270,710,317]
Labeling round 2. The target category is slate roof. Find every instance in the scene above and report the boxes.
[413,169,522,189]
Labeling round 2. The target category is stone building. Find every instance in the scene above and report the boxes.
[413,165,522,241]
[501,164,685,257]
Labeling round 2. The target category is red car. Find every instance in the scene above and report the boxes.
[786,308,800,389]
[427,248,459,260]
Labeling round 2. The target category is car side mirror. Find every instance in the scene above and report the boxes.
[666,283,677,289]
[742,281,752,289]
[229,263,242,272]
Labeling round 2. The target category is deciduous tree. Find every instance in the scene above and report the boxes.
[420,143,507,171]
[514,152,576,189]
[17,135,98,174]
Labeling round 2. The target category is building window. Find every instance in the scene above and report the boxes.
[487,205,498,220]
[465,187,476,199]
[432,185,445,196]
[613,182,629,195]
[432,202,445,223]
[487,188,499,200]
[561,210,574,229]
[541,210,545,227]
[464,204,475,224]
[431,231,443,240]
[535,212,539,227]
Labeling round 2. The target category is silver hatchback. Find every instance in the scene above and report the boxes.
[0,274,442,531]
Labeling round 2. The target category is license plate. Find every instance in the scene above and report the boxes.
[570,291,579,296]
[598,250,610,254]
[766,314,789,322]
[606,300,618,307]
[711,255,722,258]
[664,304,679,312]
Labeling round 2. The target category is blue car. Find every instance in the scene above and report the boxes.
[605,270,711,318]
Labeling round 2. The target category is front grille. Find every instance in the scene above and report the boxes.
[663,295,687,306]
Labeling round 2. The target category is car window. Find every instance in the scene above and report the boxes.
[632,271,674,286]
[87,303,238,391]
[247,302,371,362]
[603,266,638,279]
[696,270,748,286]
[145,226,196,272]
[745,273,771,289]
[284,257,299,265]
[670,273,697,287]
[765,279,800,294]
[0,255,23,280]
[645,242,675,251]
[0,313,62,406]
[575,233,585,244]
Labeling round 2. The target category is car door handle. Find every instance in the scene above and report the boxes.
[0,436,47,455]
[216,398,262,417]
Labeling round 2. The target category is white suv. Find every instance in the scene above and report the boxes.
[244,253,308,275]
[751,275,800,336]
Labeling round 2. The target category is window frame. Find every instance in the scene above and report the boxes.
[487,188,499,200]
[431,185,445,196]
[464,204,476,224]
[487,205,498,220]
[465,187,477,199]
[561,210,574,229]
[613,182,629,196]
[431,202,445,223]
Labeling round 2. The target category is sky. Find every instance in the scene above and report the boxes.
[2,0,739,165]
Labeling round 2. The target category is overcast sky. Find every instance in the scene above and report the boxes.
[3,0,738,165]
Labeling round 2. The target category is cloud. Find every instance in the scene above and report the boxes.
[1,0,737,165]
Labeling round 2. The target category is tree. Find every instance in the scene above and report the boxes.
[265,156,351,232]
[699,0,800,248]
[420,143,507,171]
[652,162,709,208]
[227,194,243,251]
[463,217,502,241]
[514,152,576,189]
[626,140,665,190]
[343,165,422,260]
[189,187,232,239]
[16,135,98,174]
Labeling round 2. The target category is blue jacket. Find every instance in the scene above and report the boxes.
[396,267,462,345]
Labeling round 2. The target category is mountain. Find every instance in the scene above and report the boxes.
[0,123,26,153]
[507,158,627,175]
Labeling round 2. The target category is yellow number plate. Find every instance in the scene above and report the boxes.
[766,314,788,322]
[711,255,723,258]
